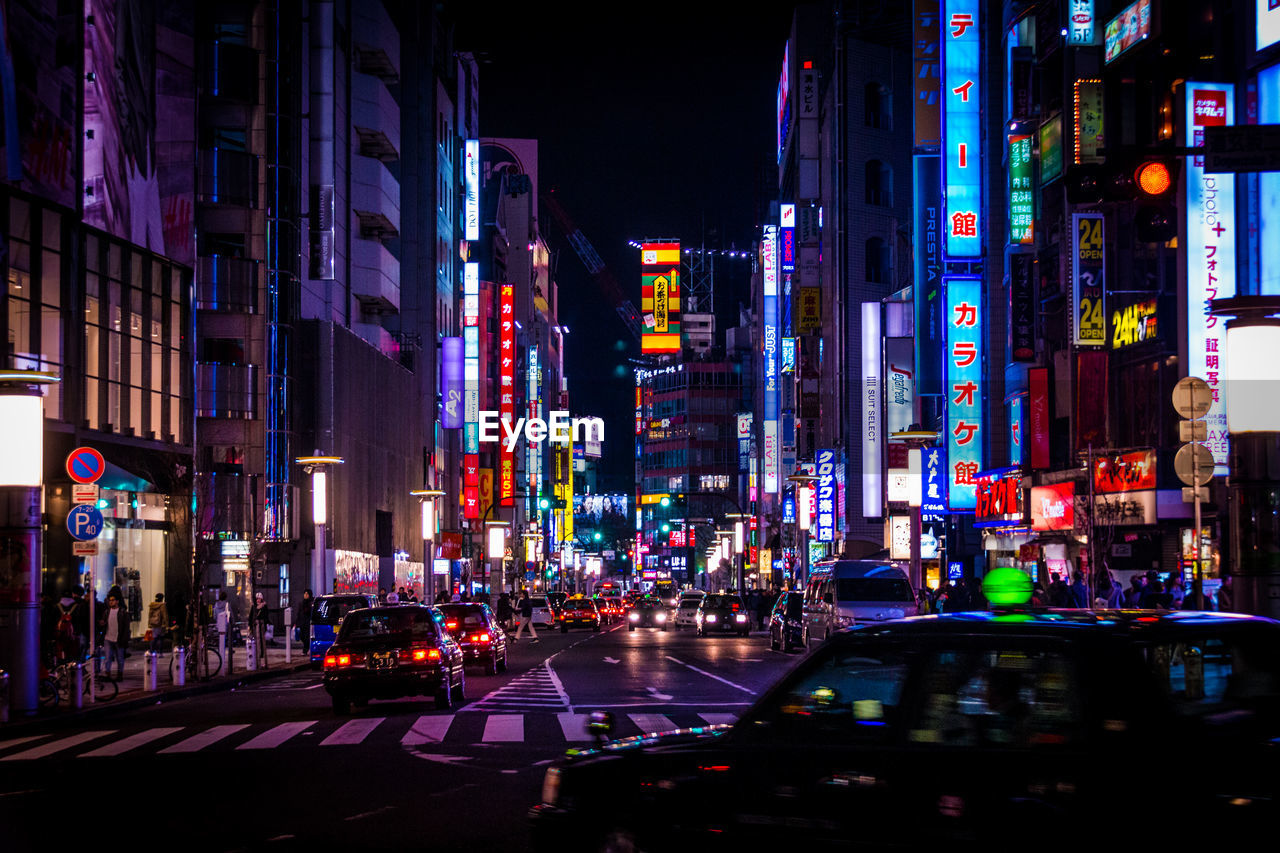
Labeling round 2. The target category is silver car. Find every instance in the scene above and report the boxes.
[528,596,555,627]
[673,593,705,629]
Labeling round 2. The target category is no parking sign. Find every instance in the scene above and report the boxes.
[66,446,105,484]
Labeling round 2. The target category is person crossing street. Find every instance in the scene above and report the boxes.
[514,588,539,643]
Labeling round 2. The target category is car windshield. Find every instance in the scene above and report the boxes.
[703,595,742,609]
[565,601,595,611]
[337,608,437,642]
[530,598,548,608]
[636,599,662,609]
[312,597,370,625]
[678,597,701,607]
[439,606,487,629]
[836,577,914,603]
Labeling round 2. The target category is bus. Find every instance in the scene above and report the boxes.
[653,579,679,607]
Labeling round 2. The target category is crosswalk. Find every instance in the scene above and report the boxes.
[464,662,571,711]
[0,710,739,763]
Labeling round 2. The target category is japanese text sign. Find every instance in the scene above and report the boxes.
[945,276,983,510]
[1072,213,1106,346]
[943,0,982,258]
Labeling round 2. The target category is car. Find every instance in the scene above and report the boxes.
[559,597,603,633]
[802,559,919,644]
[672,592,706,629]
[768,590,805,651]
[438,602,509,675]
[528,596,555,627]
[308,593,378,666]
[695,594,751,637]
[626,597,669,631]
[547,591,568,620]
[592,596,624,625]
[531,608,1280,851]
[322,604,465,715]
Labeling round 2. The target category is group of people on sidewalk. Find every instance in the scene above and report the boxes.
[913,568,1234,614]
[40,584,171,681]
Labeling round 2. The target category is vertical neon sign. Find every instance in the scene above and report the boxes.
[499,284,516,505]
[464,139,480,241]
[943,0,982,259]
[762,225,780,494]
[464,262,480,519]
[945,276,983,510]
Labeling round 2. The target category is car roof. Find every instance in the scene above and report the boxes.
[317,594,375,601]
[829,609,1278,641]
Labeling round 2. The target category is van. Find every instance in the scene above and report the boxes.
[800,560,917,645]
[309,593,378,666]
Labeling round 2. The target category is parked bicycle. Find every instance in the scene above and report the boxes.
[167,627,223,683]
[38,653,118,707]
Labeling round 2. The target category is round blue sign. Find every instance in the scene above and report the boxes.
[67,504,105,541]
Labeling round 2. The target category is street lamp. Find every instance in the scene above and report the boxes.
[1210,297,1280,618]
[726,512,750,593]
[0,369,59,715]
[411,489,445,601]
[297,454,344,594]
[787,473,820,589]
[484,519,511,602]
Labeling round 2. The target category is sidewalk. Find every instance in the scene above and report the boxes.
[3,638,312,733]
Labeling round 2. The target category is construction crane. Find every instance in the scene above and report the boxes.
[541,189,645,343]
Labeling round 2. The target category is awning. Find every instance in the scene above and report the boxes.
[97,461,154,493]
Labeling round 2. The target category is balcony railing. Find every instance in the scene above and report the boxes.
[196,362,259,419]
[198,148,259,208]
[197,255,259,313]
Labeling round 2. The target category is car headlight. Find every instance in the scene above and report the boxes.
[541,767,561,805]
[629,611,640,621]
[655,612,666,621]
[734,614,747,623]
[705,614,717,623]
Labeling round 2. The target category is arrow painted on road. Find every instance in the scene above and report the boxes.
[409,753,474,765]
[603,656,620,664]
[646,686,674,701]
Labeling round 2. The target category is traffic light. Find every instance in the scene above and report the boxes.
[1132,157,1180,243]
[660,496,670,508]
[539,497,550,511]
[661,523,670,533]
[592,531,602,542]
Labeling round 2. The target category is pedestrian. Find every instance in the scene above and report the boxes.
[378,587,388,606]
[147,593,168,654]
[915,588,932,615]
[99,590,130,680]
[296,588,313,648]
[1124,574,1146,608]
[1047,575,1069,607]
[54,590,82,664]
[385,590,400,604]
[514,589,539,643]
[40,589,60,667]
[1167,573,1186,610]
[1217,576,1233,611]
[249,591,270,668]
[497,592,514,633]
[70,585,90,658]
[1066,571,1090,608]
[1140,579,1170,609]
[1100,570,1125,609]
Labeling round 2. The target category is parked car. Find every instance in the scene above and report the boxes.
[802,559,918,644]
[672,592,706,629]
[531,609,1280,851]
[438,602,509,675]
[559,597,603,633]
[695,594,751,637]
[322,605,465,714]
[626,598,669,631]
[768,590,805,652]
[308,593,378,666]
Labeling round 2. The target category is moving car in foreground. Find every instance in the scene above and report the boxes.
[559,597,603,633]
[532,608,1280,851]
[323,604,465,714]
[626,597,669,631]
[308,593,378,666]
[695,594,751,637]
[438,602,509,674]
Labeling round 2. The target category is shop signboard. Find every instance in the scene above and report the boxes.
[1008,134,1034,244]
[1094,449,1156,494]
[945,276,983,510]
[922,445,947,515]
[942,0,983,258]
[1028,367,1050,469]
[641,242,682,354]
[1104,0,1151,64]
[816,448,837,542]
[1030,482,1075,531]
[1112,299,1158,348]
[914,0,941,148]
[1072,213,1106,346]
[764,227,780,494]
[1093,490,1157,525]
[973,468,1024,528]
[862,303,882,516]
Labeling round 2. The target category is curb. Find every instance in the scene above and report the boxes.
[1,660,315,735]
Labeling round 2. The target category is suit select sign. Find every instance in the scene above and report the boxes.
[974,468,1024,528]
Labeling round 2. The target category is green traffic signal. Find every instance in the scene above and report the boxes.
[661,523,670,533]
[660,496,670,507]
[539,497,550,510]
[593,531,602,541]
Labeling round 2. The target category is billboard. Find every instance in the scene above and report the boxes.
[1104,0,1151,64]
[1186,83,1234,474]
[463,262,481,519]
[780,203,796,273]
[913,0,941,148]
[777,40,790,164]
[816,448,837,542]
[641,242,682,353]
[82,0,196,265]
[763,227,780,494]
[499,284,516,506]
[945,276,982,510]
[464,139,480,240]
[974,468,1024,528]
[574,494,629,526]
[441,337,464,429]
[861,302,882,517]
[1008,134,1034,244]
[922,445,947,515]
[942,0,982,259]
[1261,0,1280,52]
[1030,483,1075,531]
[1072,213,1106,346]
[914,155,944,395]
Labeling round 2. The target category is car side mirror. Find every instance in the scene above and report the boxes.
[823,593,833,605]
[588,710,615,741]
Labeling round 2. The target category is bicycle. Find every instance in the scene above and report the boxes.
[38,653,119,707]
[167,627,223,683]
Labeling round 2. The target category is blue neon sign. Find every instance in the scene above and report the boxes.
[945,276,983,510]
[943,0,982,259]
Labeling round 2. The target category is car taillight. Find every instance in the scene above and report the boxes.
[468,632,491,643]
[446,621,458,630]
[325,651,353,668]
[731,603,740,612]
[323,654,338,668]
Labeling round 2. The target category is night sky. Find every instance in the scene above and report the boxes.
[454,4,799,489]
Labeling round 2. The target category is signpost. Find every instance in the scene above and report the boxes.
[65,446,106,484]
[65,447,105,701]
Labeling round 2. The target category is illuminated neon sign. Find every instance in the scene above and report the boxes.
[943,0,982,259]
[945,276,983,510]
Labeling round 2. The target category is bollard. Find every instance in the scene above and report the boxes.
[71,663,83,710]
[218,629,228,676]
[145,652,158,691]
[173,645,186,686]
[284,606,293,664]
[0,670,8,723]
[246,635,258,671]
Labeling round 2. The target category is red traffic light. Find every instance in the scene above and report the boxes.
[1135,161,1172,197]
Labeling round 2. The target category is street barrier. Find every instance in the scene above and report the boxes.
[173,645,186,686]
[246,636,258,671]
[145,652,158,691]
[71,663,83,709]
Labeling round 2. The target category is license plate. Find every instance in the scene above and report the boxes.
[371,652,396,670]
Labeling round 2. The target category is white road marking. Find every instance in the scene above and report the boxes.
[0,735,49,753]
[628,713,677,734]
[1,730,115,761]
[80,727,183,757]
[320,717,385,746]
[664,655,756,695]
[557,712,591,742]
[645,686,674,701]
[698,713,739,726]
[603,657,620,664]
[401,715,455,746]
[411,753,472,764]
[159,724,250,754]
[236,721,315,750]
[482,714,524,742]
